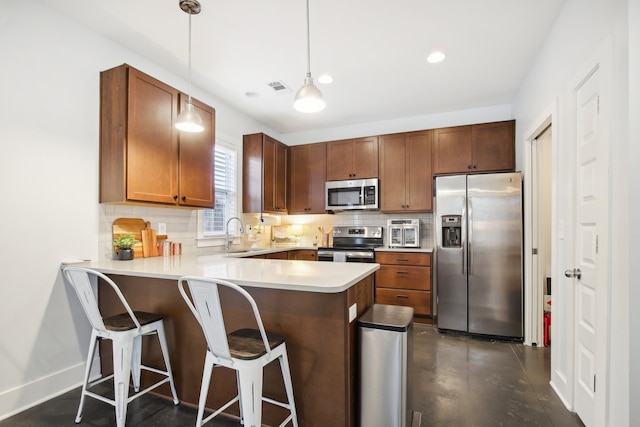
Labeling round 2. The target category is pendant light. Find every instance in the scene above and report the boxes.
[175,0,204,132]
[293,0,325,113]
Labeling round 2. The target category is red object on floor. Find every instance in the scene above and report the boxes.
[543,311,551,346]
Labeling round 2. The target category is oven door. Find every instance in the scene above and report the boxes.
[317,249,375,263]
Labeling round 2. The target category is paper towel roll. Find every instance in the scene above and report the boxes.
[333,252,346,262]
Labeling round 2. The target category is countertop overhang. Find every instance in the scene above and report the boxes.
[67,253,379,293]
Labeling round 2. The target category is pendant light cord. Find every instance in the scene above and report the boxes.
[187,13,193,103]
[305,0,311,77]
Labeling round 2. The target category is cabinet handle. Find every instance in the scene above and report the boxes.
[468,165,472,170]
[396,258,409,262]
[396,294,409,299]
[173,195,178,201]
[396,271,409,275]
[473,165,477,169]
[181,196,186,202]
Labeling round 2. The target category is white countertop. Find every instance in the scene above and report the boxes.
[67,253,379,293]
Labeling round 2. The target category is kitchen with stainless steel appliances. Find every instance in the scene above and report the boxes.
[317,226,383,262]
[435,172,523,339]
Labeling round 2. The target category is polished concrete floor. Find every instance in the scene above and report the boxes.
[0,324,583,427]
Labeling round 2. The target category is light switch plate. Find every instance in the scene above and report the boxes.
[349,303,357,323]
[158,223,167,235]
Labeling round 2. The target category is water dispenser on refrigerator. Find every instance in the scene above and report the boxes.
[441,215,462,248]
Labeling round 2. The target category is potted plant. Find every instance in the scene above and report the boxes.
[113,233,139,260]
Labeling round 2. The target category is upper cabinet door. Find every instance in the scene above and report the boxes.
[433,125,472,175]
[273,139,288,212]
[288,143,326,214]
[125,67,179,204]
[379,133,407,211]
[353,136,379,179]
[471,120,515,172]
[177,94,215,208]
[405,131,433,211]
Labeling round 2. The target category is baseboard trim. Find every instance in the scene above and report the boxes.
[0,359,98,421]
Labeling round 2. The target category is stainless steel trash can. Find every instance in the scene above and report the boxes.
[358,304,415,427]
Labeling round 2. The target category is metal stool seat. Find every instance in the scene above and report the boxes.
[178,276,298,427]
[63,267,179,427]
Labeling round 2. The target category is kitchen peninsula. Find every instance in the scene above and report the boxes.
[69,253,378,427]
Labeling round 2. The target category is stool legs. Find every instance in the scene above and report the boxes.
[131,334,142,392]
[237,363,264,427]
[278,347,299,427]
[156,322,179,404]
[112,334,134,427]
[75,329,99,423]
[196,352,216,426]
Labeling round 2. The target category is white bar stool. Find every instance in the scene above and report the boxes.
[178,276,298,427]
[63,267,179,427]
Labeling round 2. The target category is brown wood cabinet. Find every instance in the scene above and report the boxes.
[326,136,379,181]
[374,252,432,321]
[288,143,326,214]
[379,130,433,212]
[243,133,288,213]
[433,120,515,175]
[99,64,215,208]
[288,249,318,261]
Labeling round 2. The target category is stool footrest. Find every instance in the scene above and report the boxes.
[201,395,240,426]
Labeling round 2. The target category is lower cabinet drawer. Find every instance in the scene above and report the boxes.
[375,288,431,316]
[375,265,431,291]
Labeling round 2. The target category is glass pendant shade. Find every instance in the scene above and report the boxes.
[294,74,326,113]
[176,100,204,132]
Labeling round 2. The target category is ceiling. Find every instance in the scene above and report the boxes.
[40,0,566,135]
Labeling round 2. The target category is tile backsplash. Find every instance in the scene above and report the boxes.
[100,204,433,260]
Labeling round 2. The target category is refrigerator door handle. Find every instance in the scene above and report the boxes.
[461,197,466,275]
[468,196,473,275]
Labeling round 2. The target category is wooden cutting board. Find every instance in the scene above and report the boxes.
[141,226,159,257]
[112,218,145,258]
[113,218,167,258]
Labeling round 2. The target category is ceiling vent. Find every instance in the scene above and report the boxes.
[267,80,291,93]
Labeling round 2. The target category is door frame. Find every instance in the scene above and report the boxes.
[523,101,559,348]
[524,103,559,346]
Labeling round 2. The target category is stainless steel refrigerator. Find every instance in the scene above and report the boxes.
[435,172,523,339]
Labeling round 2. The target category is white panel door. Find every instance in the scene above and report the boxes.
[571,66,606,427]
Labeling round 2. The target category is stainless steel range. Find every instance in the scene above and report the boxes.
[317,226,383,262]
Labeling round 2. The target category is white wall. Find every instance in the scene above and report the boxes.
[512,0,630,425]
[628,0,640,425]
[0,0,275,418]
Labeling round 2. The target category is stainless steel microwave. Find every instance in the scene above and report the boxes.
[325,178,379,211]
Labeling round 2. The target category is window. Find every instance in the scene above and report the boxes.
[200,143,238,238]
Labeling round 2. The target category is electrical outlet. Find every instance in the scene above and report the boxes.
[349,303,357,323]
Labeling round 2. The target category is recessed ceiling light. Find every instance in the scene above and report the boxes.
[427,51,446,64]
[318,74,333,84]
[245,91,260,98]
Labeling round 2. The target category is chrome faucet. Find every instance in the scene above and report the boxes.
[225,217,244,251]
